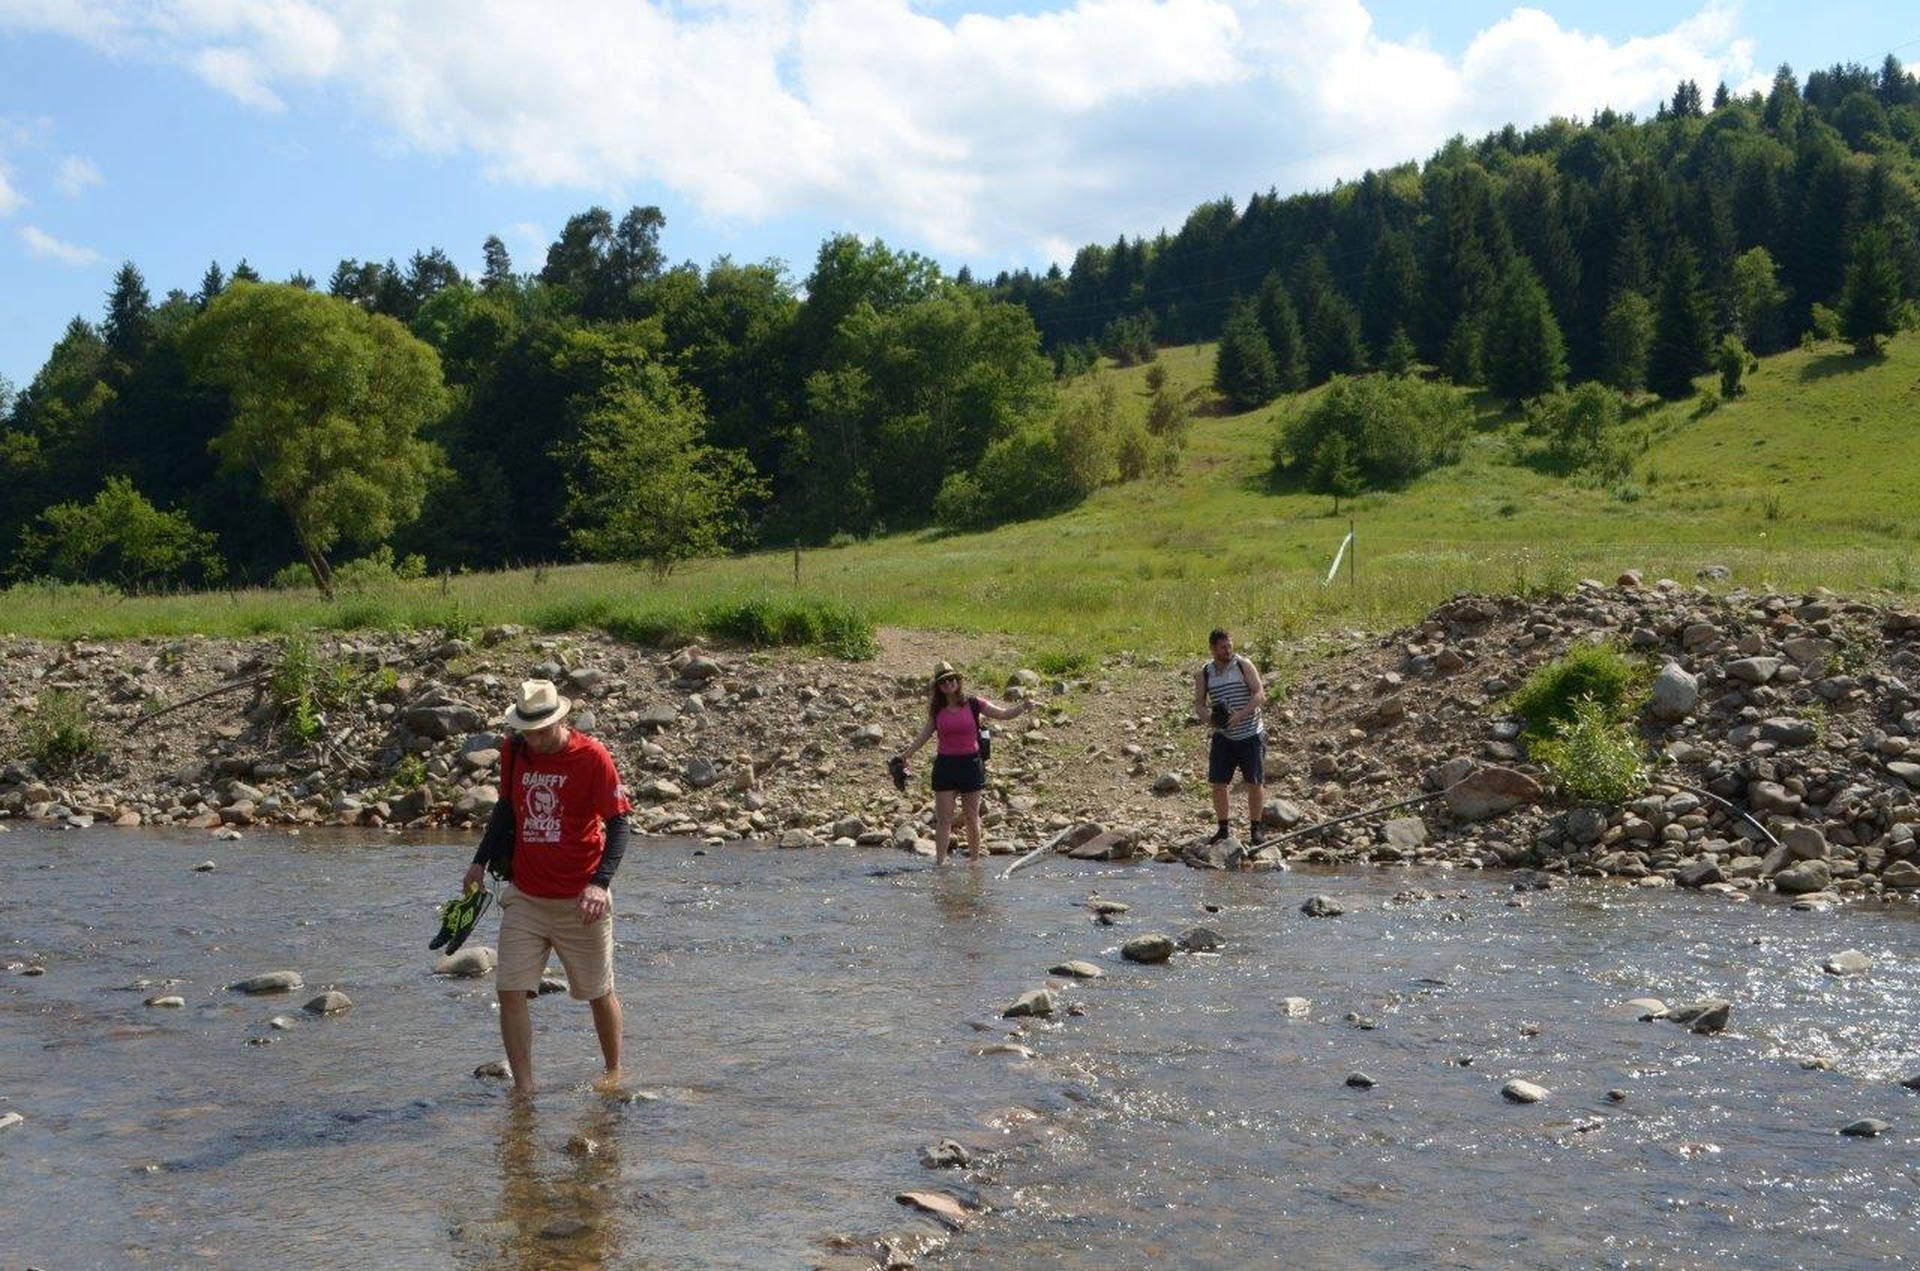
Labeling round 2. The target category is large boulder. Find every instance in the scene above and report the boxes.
[1772,860,1832,895]
[1444,767,1541,821]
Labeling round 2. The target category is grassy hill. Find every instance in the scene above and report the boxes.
[5,336,1916,656]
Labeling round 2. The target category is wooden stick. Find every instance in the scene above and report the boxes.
[1257,789,1446,850]
[1668,781,1783,852]
[124,672,270,735]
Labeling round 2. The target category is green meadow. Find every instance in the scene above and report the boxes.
[4,336,1916,657]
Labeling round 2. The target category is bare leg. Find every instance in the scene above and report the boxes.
[961,791,984,861]
[934,790,957,864]
[1247,783,1264,827]
[589,990,623,1078]
[498,989,535,1096]
[1210,783,1231,823]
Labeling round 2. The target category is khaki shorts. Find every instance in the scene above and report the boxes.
[495,886,615,1001]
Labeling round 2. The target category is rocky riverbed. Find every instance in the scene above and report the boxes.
[3,575,1918,906]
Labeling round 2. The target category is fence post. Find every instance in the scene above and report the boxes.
[793,540,801,586]
[1349,518,1356,589]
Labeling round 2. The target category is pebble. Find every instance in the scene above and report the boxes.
[1300,895,1345,918]
[1838,1119,1889,1138]
[1502,1079,1550,1104]
[192,860,216,872]
[1605,1089,1628,1103]
[227,970,303,995]
[1345,1072,1377,1089]
[1002,989,1054,1019]
[473,1060,512,1080]
[304,990,353,1015]
[144,994,186,1009]
[1278,997,1311,1017]
[0,1111,23,1132]
[1048,960,1103,979]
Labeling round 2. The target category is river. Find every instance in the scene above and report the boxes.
[0,827,1913,1269]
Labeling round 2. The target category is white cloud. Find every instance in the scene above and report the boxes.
[0,161,23,216]
[53,154,102,195]
[0,0,1762,265]
[20,223,106,265]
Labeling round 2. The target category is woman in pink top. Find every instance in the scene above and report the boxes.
[894,660,1035,864]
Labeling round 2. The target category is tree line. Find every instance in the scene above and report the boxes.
[1,59,1914,593]
[995,59,1920,399]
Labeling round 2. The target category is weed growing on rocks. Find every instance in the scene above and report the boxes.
[1508,643,1649,741]
[1530,697,1648,805]
[26,690,97,774]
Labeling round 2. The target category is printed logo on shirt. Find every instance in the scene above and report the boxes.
[521,770,567,843]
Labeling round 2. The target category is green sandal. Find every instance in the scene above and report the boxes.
[429,885,493,954]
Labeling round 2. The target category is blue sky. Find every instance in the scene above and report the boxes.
[2,0,1916,392]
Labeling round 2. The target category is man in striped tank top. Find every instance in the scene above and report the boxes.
[1193,627,1267,846]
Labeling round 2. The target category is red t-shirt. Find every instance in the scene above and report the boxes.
[504,731,632,898]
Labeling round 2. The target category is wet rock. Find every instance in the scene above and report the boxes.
[1838,1119,1889,1138]
[1675,859,1724,888]
[227,970,303,995]
[1176,926,1224,952]
[1605,1089,1628,1103]
[1900,1074,1920,1092]
[1627,997,1669,1020]
[304,990,353,1014]
[1048,960,1103,979]
[472,1059,512,1080]
[1086,898,1131,916]
[895,1190,970,1229]
[435,947,497,978]
[919,1139,973,1169]
[269,1015,298,1031]
[192,860,216,873]
[145,994,186,1008]
[1300,894,1344,918]
[1648,664,1699,722]
[1120,935,1174,964]
[541,1217,590,1238]
[1883,861,1920,889]
[564,1134,598,1157]
[1002,989,1054,1019]
[777,828,818,849]
[1822,950,1871,977]
[1278,997,1311,1017]
[1068,829,1139,861]
[1666,1000,1731,1034]
[1773,861,1832,895]
[1502,1079,1549,1104]
[0,1111,23,1132]
[1345,1072,1377,1089]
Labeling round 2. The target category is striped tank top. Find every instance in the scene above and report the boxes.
[1204,656,1262,740]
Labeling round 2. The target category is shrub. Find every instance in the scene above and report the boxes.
[1531,697,1648,804]
[1033,649,1095,677]
[1526,381,1629,479]
[1508,643,1648,741]
[1276,374,1472,490]
[933,471,991,532]
[26,690,98,773]
[268,632,354,744]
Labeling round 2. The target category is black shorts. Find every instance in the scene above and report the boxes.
[1208,732,1265,786]
[931,753,987,793]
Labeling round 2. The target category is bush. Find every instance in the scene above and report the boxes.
[26,690,98,773]
[9,477,223,591]
[1508,643,1648,741]
[1033,649,1095,677]
[933,471,991,532]
[1531,697,1648,805]
[1275,374,1471,490]
[267,632,354,745]
[1526,382,1629,479]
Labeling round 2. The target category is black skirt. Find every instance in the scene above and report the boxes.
[931,753,986,793]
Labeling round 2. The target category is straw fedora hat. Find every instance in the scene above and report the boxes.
[503,679,571,731]
[930,660,959,686]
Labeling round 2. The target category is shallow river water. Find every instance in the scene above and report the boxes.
[0,827,1914,1270]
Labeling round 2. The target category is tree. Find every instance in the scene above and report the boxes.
[1279,374,1471,488]
[195,261,227,310]
[1255,273,1305,391]
[560,362,763,579]
[1307,292,1367,384]
[1484,263,1568,403]
[183,283,448,597]
[1527,381,1627,478]
[1307,432,1362,513]
[1727,247,1786,350]
[1648,248,1711,398]
[102,262,154,366]
[10,476,222,589]
[1840,224,1904,355]
[481,235,515,292]
[1380,326,1418,377]
[1599,291,1654,393]
[1213,298,1281,409]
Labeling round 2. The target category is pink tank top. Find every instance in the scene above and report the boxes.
[935,701,979,756]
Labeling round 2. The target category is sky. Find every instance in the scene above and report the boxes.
[1,0,1917,391]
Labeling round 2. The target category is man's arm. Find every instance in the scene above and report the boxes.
[464,797,513,889]
[1193,666,1210,725]
[589,814,630,889]
[1231,656,1267,727]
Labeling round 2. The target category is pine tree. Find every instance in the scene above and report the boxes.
[1599,291,1654,393]
[1840,224,1903,355]
[1380,326,1418,377]
[1648,247,1711,398]
[1213,298,1281,410]
[1360,230,1420,356]
[1308,293,1367,384]
[1484,263,1568,403]
[102,262,153,365]
[1308,432,1362,514]
[195,261,226,310]
[481,235,515,292]
[1255,272,1306,392]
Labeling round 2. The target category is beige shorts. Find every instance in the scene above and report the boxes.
[495,886,615,1001]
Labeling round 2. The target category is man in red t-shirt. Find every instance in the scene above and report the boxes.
[464,680,632,1096]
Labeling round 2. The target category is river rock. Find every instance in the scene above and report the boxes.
[404,703,485,740]
[1773,861,1832,895]
[227,970,303,995]
[1882,860,1920,889]
[1345,1072,1377,1089]
[1502,1079,1549,1104]
[541,1217,590,1238]
[1822,950,1871,976]
[1666,999,1731,1033]
[304,990,354,1014]
[192,860,217,873]
[1759,716,1818,746]
[777,828,817,849]
[1069,829,1139,861]
[1049,960,1103,978]
[1726,657,1782,685]
[1627,997,1669,1020]
[1279,997,1311,1017]
[1382,817,1428,850]
[1565,804,1610,846]
[1151,773,1183,795]
[0,1111,23,1132]
[144,994,186,1008]
[1887,762,1920,789]
[1648,664,1699,722]
[472,1059,512,1080]
[1839,1119,1889,1137]
[1780,825,1829,861]
[1675,859,1724,888]
[1121,935,1174,964]
[1300,894,1344,918]
[919,1139,972,1169]
[1003,988,1054,1018]
[436,947,496,978]
[1176,926,1224,952]
[1445,766,1541,820]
